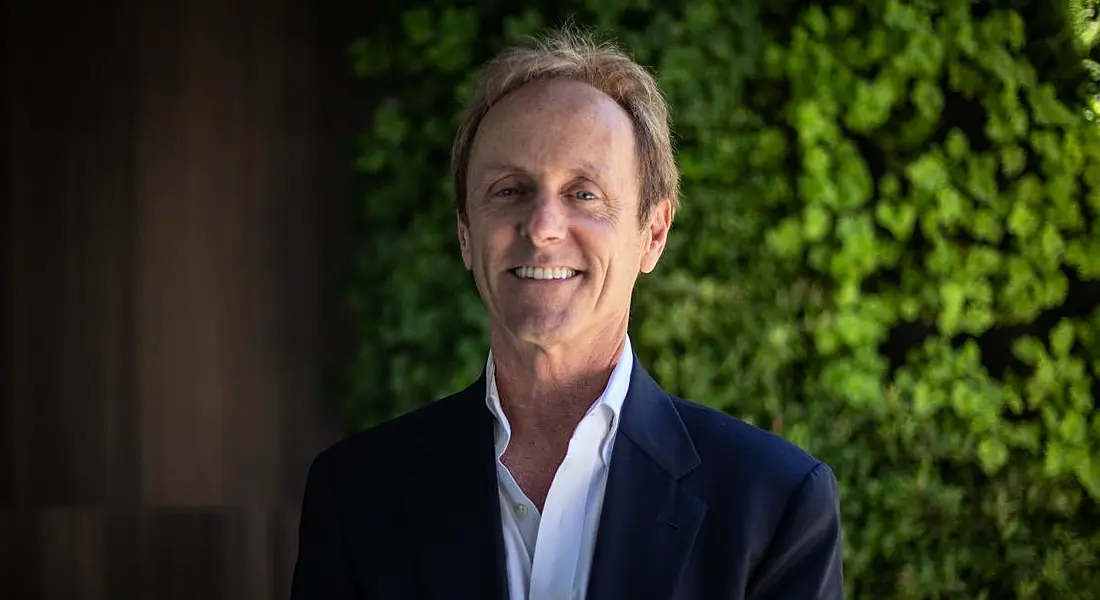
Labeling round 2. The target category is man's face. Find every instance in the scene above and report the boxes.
[458,78,672,351]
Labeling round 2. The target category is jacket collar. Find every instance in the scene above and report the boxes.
[584,354,707,600]
[403,352,705,600]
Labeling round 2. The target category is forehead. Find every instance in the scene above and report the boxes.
[468,79,638,180]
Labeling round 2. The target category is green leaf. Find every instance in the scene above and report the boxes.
[401,8,435,46]
[906,152,950,193]
[1000,144,1027,177]
[912,78,945,120]
[978,438,1010,474]
[875,201,918,240]
[1008,202,1040,238]
[1059,411,1088,444]
[803,204,832,241]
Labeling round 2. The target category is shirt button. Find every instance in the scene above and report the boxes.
[516,504,528,518]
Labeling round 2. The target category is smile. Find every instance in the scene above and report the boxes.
[511,266,580,280]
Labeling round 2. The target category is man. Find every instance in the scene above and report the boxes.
[291,28,843,600]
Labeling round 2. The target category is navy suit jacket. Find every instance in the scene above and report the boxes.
[290,357,844,599]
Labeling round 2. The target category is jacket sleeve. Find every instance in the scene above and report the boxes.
[746,462,844,600]
[290,449,359,599]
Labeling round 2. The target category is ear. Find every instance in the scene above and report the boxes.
[457,214,472,270]
[639,198,672,274]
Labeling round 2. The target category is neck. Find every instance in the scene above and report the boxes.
[490,319,627,438]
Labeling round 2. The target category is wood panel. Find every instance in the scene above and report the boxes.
[6,0,366,594]
[1,509,301,600]
[8,0,141,509]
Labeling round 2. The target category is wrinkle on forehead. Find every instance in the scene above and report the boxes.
[467,79,638,199]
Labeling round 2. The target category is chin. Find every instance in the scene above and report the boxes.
[500,314,580,348]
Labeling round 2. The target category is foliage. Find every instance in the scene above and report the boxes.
[342,0,1100,597]
[1071,0,1100,119]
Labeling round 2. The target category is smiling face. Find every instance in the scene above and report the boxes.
[457,78,672,353]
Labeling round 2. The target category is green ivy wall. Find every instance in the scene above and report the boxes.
[340,0,1100,597]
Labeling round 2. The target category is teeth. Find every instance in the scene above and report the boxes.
[512,266,577,280]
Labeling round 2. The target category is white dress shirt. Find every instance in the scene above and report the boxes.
[485,336,634,600]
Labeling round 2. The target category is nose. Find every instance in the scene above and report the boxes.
[519,189,567,246]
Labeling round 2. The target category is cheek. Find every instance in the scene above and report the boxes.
[471,224,516,267]
[609,233,649,283]
[575,224,637,279]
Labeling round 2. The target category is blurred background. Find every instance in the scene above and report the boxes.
[6,0,1100,598]
[6,0,373,597]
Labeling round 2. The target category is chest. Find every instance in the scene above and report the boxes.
[496,439,619,600]
[501,444,566,510]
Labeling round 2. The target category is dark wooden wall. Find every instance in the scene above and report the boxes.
[5,0,372,597]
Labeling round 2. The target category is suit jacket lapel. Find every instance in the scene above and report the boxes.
[403,374,507,600]
[586,359,707,600]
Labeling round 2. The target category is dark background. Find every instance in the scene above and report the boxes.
[5,0,375,596]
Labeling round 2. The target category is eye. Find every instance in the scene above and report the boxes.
[495,187,522,197]
[573,190,598,201]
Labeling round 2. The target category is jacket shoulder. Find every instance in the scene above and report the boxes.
[669,396,826,489]
[312,388,480,482]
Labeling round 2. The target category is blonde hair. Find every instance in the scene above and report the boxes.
[451,26,680,224]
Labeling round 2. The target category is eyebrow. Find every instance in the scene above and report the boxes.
[477,161,526,179]
[476,162,612,188]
